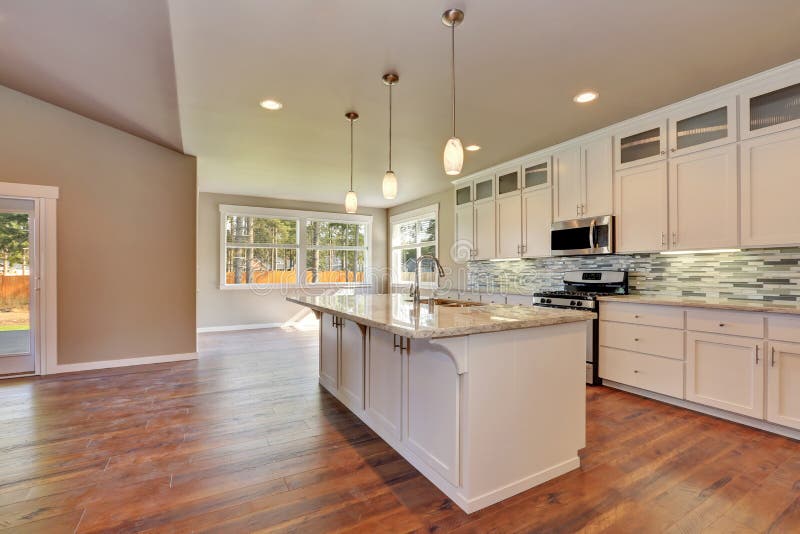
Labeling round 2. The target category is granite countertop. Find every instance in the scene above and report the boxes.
[597,294,800,315]
[287,294,595,339]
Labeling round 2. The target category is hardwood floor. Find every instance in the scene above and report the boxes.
[0,326,799,533]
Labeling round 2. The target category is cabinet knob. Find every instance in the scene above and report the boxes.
[634,314,640,319]
[634,338,640,342]
[660,150,666,155]
[670,148,676,152]
[719,323,725,327]
[634,370,639,374]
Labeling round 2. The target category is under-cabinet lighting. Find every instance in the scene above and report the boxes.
[660,248,741,256]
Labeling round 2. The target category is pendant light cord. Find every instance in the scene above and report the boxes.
[349,118,354,191]
[388,83,393,171]
[451,22,456,138]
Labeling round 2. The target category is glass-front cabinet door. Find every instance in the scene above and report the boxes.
[495,165,520,198]
[741,74,800,139]
[668,96,737,157]
[522,156,551,191]
[474,174,494,203]
[614,119,667,170]
[455,183,473,206]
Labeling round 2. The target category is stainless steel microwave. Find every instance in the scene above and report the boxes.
[550,215,614,256]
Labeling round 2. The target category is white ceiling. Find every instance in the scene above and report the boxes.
[3,1,800,208]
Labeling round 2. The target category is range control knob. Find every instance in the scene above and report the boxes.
[570,300,576,306]
[544,298,552,304]
[575,300,583,307]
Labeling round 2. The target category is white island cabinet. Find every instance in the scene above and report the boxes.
[288,294,593,514]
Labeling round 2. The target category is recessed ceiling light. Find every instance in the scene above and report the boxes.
[465,144,481,151]
[259,99,283,111]
[573,91,598,104]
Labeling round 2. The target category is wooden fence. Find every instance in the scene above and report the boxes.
[226,271,365,285]
[0,276,29,301]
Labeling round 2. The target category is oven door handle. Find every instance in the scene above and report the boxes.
[589,219,596,250]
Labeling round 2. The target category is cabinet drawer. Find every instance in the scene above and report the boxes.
[600,347,684,398]
[599,321,684,360]
[600,302,684,329]
[686,309,764,338]
[767,314,800,343]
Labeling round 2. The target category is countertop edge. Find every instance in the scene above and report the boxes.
[597,295,800,315]
[287,296,595,339]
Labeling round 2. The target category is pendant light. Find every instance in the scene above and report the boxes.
[442,8,465,176]
[344,111,359,214]
[382,72,399,200]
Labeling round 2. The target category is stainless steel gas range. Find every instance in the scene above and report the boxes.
[533,270,629,385]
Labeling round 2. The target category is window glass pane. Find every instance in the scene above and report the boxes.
[307,221,366,247]
[398,222,417,245]
[393,248,418,284]
[226,216,296,245]
[419,245,437,284]
[306,249,365,283]
[417,218,436,243]
[225,247,297,284]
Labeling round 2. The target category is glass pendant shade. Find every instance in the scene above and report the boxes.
[382,170,398,200]
[345,190,358,214]
[443,137,464,175]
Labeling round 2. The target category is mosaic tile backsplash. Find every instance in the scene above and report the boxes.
[466,248,800,302]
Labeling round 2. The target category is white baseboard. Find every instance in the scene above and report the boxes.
[603,380,800,441]
[50,352,198,375]
[197,322,303,333]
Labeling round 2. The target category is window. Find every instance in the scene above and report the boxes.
[390,204,438,288]
[220,205,372,289]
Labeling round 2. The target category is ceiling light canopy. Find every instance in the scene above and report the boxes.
[573,91,598,104]
[344,111,358,214]
[259,99,283,110]
[465,144,481,151]
[382,72,399,200]
[442,8,465,176]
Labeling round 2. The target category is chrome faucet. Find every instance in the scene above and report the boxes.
[408,255,446,305]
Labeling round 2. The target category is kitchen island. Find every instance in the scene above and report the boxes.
[287,293,594,513]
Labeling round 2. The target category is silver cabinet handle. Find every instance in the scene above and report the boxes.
[576,204,580,216]
[756,345,760,365]
[661,232,665,246]
[772,346,776,367]
[672,232,677,246]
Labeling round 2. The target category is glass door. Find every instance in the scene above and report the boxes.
[741,77,800,139]
[614,119,667,170]
[668,96,737,157]
[0,199,35,376]
[522,156,551,191]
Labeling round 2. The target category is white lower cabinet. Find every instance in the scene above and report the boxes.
[319,313,339,392]
[366,328,402,440]
[338,320,365,413]
[767,341,800,430]
[686,332,765,419]
[600,347,683,398]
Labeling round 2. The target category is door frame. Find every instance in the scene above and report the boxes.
[0,182,58,376]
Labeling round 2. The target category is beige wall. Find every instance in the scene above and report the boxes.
[197,192,388,329]
[0,85,197,364]
[387,188,467,291]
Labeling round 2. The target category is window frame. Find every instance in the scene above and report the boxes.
[219,204,373,290]
[390,204,439,289]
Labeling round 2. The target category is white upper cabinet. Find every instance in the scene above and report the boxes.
[614,119,668,171]
[740,70,800,139]
[668,96,738,158]
[614,161,668,253]
[473,200,496,260]
[522,156,551,191]
[522,188,551,258]
[473,174,495,203]
[552,145,582,222]
[455,182,473,207]
[455,204,475,260]
[495,165,521,199]
[496,193,522,259]
[741,128,800,247]
[668,144,739,250]
[581,136,613,217]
